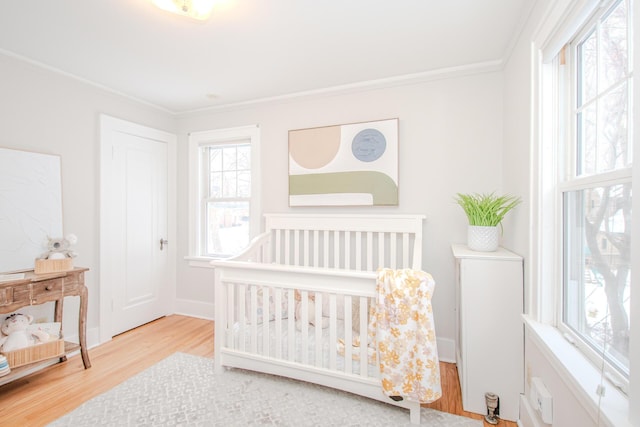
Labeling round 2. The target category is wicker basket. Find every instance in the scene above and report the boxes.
[2,340,65,368]
[34,258,73,275]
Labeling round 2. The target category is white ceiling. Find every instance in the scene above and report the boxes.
[0,0,533,114]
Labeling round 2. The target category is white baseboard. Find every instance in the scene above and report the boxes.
[63,326,101,348]
[174,298,214,320]
[437,337,456,363]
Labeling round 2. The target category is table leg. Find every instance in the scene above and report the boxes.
[54,299,67,362]
[78,285,91,369]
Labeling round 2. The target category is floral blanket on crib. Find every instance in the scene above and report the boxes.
[371,268,442,403]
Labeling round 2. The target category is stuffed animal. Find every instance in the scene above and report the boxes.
[38,234,78,260]
[0,313,49,353]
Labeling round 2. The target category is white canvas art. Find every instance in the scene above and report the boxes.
[0,148,63,272]
[289,118,399,206]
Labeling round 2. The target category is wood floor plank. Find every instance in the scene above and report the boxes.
[0,315,515,427]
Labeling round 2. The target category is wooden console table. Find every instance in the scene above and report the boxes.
[0,267,90,384]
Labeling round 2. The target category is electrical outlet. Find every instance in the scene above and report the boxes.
[530,377,553,424]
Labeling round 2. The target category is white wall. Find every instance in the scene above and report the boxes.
[0,52,175,344]
[175,70,506,360]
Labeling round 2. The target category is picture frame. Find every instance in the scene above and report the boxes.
[288,118,398,207]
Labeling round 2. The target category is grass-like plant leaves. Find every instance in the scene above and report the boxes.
[454,192,521,227]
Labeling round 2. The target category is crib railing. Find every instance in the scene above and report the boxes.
[264,214,425,271]
[219,278,375,377]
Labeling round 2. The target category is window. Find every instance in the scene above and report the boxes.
[188,125,261,261]
[559,0,632,384]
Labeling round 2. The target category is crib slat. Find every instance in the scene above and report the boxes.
[301,291,309,365]
[333,231,340,269]
[315,293,323,367]
[313,230,319,267]
[288,290,295,362]
[274,230,281,264]
[329,295,337,370]
[238,284,246,352]
[274,288,282,359]
[227,284,234,348]
[377,232,384,269]
[355,231,362,271]
[323,231,329,268]
[294,230,300,266]
[403,232,410,267]
[262,287,270,356]
[303,230,309,266]
[359,296,368,377]
[344,231,351,270]
[250,286,258,354]
[284,230,291,265]
[390,232,397,269]
[298,291,309,364]
[344,296,353,374]
[366,231,373,271]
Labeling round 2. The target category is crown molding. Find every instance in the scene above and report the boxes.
[178,59,505,116]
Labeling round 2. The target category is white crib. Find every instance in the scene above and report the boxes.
[212,213,428,424]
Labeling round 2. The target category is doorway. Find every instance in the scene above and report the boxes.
[99,115,176,340]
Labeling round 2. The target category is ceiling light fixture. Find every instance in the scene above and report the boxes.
[152,0,216,21]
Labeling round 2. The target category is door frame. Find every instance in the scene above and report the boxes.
[99,114,177,343]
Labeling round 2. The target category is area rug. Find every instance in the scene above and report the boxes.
[48,352,482,427]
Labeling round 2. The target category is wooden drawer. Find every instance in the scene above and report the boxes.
[0,287,12,306]
[0,284,30,310]
[31,278,64,304]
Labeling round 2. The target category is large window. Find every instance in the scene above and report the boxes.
[560,0,632,384]
[188,125,260,260]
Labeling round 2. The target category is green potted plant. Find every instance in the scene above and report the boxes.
[454,192,521,251]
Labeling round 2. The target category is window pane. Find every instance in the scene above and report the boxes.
[599,83,630,171]
[223,147,237,170]
[209,171,222,198]
[237,144,251,170]
[577,104,597,175]
[222,171,237,198]
[577,30,597,106]
[563,183,631,376]
[600,0,628,91]
[205,201,250,256]
[237,171,251,197]
[208,147,222,172]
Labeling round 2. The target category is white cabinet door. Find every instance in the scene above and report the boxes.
[452,244,523,422]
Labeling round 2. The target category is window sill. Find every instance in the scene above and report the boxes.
[523,315,630,427]
[184,256,216,269]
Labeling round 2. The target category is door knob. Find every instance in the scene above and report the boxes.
[160,238,169,250]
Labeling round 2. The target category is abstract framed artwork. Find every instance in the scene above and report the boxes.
[288,118,398,206]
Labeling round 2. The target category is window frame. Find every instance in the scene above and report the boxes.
[530,0,637,424]
[557,0,632,391]
[187,125,261,266]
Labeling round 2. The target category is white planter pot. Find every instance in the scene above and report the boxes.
[467,225,499,252]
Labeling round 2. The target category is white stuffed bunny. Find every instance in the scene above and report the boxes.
[0,313,49,353]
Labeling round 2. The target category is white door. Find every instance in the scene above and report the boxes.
[100,115,176,339]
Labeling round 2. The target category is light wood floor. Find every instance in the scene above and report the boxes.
[0,315,516,427]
